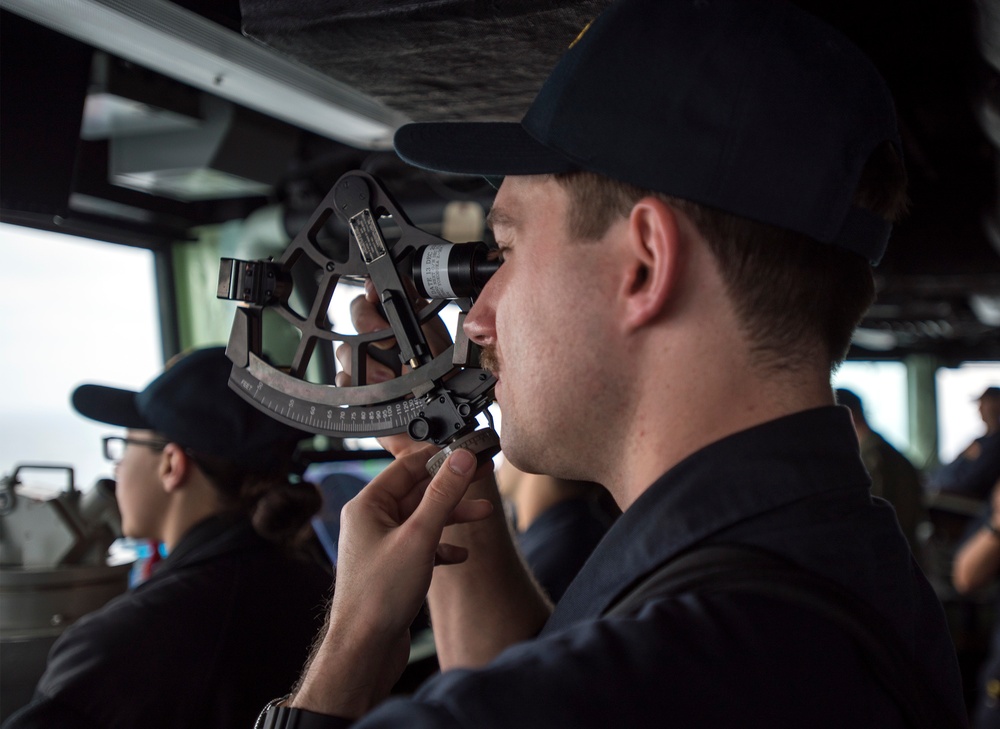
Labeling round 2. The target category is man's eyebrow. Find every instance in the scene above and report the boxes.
[486,207,516,232]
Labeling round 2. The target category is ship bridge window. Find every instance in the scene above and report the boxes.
[0,223,161,492]
[834,360,909,453]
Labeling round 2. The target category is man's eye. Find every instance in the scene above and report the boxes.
[488,247,508,264]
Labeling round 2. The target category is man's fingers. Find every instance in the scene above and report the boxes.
[351,292,392,336]
[335,341,396,385]
[409,450,478,535]
[447,498,494,525]
[434,543,469,566]
[335,278,458,390]
[365,278,453,355]
[350,446,438,510]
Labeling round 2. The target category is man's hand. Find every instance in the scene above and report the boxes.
[290,446,492,718]
[330,275,549,672]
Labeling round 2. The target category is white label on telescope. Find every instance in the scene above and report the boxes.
[420,244,457,299]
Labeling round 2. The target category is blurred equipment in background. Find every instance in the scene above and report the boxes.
[0,465,129,723]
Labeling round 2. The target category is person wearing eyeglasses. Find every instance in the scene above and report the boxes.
[4,347,332,729]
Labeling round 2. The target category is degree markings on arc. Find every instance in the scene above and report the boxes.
[240,372,430,435]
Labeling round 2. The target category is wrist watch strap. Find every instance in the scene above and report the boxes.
[255,696,354,729]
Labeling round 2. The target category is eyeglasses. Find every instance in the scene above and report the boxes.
[102,435,171,462]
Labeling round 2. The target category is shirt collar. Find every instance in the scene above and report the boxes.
[156,512,256,572]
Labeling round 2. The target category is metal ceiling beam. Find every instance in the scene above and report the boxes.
[1,0,410,150]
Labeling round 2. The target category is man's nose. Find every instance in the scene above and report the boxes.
[463,281,497,347]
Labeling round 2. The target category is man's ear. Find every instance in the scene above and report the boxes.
[619,196,682,331]
[159,443,190,493]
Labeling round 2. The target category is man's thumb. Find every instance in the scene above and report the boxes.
[414,449,477,530]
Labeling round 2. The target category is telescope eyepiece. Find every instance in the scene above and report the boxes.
[411,241,500,300]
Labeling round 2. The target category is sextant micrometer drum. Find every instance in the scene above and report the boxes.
[217,171,501,473]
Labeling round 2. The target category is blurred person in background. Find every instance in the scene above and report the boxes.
[953,477,1000,729]
[4,347,332,729]
[837,388,926,558]
[929,387,1000,500]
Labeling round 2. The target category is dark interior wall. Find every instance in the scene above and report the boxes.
[0,11,92,218]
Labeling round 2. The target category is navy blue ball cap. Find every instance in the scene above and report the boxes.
[394,0,901,265]
[72,347,310,469]
[395,122,578,177]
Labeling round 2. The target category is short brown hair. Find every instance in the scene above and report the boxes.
[552,143,907,372]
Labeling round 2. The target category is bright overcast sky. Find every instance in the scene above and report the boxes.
[0,223,162,489]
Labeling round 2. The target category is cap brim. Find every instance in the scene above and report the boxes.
[394,122,579,177]
[72,384,150,429]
